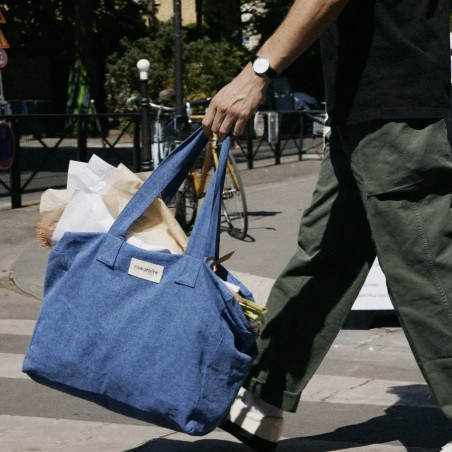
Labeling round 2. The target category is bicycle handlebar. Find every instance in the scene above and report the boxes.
[127,95,214,121]
[187,97,212,108]
[126,95,175,112]
[150,102,174,111]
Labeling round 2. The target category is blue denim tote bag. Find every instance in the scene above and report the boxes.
[23,128,258,435]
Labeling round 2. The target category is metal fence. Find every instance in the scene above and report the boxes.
[0,110,326,208]
[0,113,141,208]
[234,110,327,169]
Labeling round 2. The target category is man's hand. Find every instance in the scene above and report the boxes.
[202,0,349,141]
[202,64,271,141]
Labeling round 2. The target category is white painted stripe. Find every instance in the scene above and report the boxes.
[0,319,35,336]
[0,352,434,409]
[0,415,428,452]
[0,353,29,379]
[301,374,435,408]
[0,415,175,452]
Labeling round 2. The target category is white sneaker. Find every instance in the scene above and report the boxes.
[441,442,452,451]
[220,388,284,451]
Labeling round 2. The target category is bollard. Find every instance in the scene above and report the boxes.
[137,59,151,172]
[10,119,21,208]
[267,112,281,164]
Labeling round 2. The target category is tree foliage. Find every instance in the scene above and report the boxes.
[203,0,242,43]
[0,1,150,110]
[242,0,324,99]
[1,1,149,58]
[241,0,292,43]
[105,22,249,112]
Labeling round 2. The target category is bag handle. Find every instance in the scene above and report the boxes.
[108,128,232,261]
[185,135,231,260]
[108,128,208,239]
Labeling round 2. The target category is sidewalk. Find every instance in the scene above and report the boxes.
[5,154,323,303]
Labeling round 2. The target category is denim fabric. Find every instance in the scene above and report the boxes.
[245,120,452,422]
[23,129,257,436]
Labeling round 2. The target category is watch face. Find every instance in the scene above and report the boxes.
[253,57,270,75]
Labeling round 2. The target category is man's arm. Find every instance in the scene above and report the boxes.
[202,0,349,140]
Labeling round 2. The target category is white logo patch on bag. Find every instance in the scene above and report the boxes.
[128,258,164,283]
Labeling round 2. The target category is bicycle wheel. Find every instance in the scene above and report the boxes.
[221,153,248,240]
[175,175,198,233]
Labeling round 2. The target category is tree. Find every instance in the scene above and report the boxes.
[203,0,242,43]
[242,0,324,101]
[0,1,151,111]
[105,22,249,113]
[241,0,292,43]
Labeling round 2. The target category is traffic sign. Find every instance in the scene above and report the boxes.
[0,28,9,49]
[0,48,8,68]
[0,122,15,170]
[0,10,9,48]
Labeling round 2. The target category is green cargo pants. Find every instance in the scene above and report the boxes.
[244,119,452,422]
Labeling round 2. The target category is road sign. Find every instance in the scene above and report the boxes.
[0,48,7,68]
[0,122,15,170]
[0,28,9,49]
[0,10,9,48]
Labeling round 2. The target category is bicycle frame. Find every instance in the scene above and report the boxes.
[176,102,248,239]
[188,119,241,201]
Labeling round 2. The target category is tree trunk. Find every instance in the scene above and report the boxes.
[196,0,203,33]
[73,0,94,68]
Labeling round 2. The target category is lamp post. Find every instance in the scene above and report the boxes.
[173,0,184,117]
[137,58,151,171]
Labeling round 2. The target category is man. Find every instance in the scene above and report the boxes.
[203,0,452,451]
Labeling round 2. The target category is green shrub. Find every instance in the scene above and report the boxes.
[105,22,249,113]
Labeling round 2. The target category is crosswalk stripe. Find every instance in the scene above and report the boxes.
[0,351,434,409]
[301,374,435,409]
[0,414,175,452]
[0,353,29,379]
[0,319,35,336]
[0,415,418,452]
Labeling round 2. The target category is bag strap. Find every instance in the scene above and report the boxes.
[184,135,231,260]
[108,128,207,239]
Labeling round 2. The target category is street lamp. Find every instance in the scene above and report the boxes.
[137,58,151,171]
[173,0,184,117]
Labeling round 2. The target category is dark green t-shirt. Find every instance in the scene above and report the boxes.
[320,0,451,125]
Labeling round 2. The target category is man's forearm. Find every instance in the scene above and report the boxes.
[202,0,350,138]
[258,0,350,73]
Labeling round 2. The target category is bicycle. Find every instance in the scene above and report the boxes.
[126,95,184,168]
[127,94,248,240]
[174,98,248,240]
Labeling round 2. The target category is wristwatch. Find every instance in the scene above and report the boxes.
[251,55,278,79]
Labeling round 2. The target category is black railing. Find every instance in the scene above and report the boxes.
[0,110,326,208]
[0,113,141,208]
[235,110,327,169]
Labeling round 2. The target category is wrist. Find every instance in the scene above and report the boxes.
[244,63,272,89]
[251,55,279,80]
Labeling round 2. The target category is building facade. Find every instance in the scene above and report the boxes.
[155,0,197,25]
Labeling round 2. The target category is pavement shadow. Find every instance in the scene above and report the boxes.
[124,438,250,451]
[219,210,282,242]
[284,384,452,450]
[247,210,282,218]
[125,385,452,451]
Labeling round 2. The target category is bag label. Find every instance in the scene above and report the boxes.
[128,258,164,283]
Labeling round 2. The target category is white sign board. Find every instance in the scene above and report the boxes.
[352,258,393,310]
